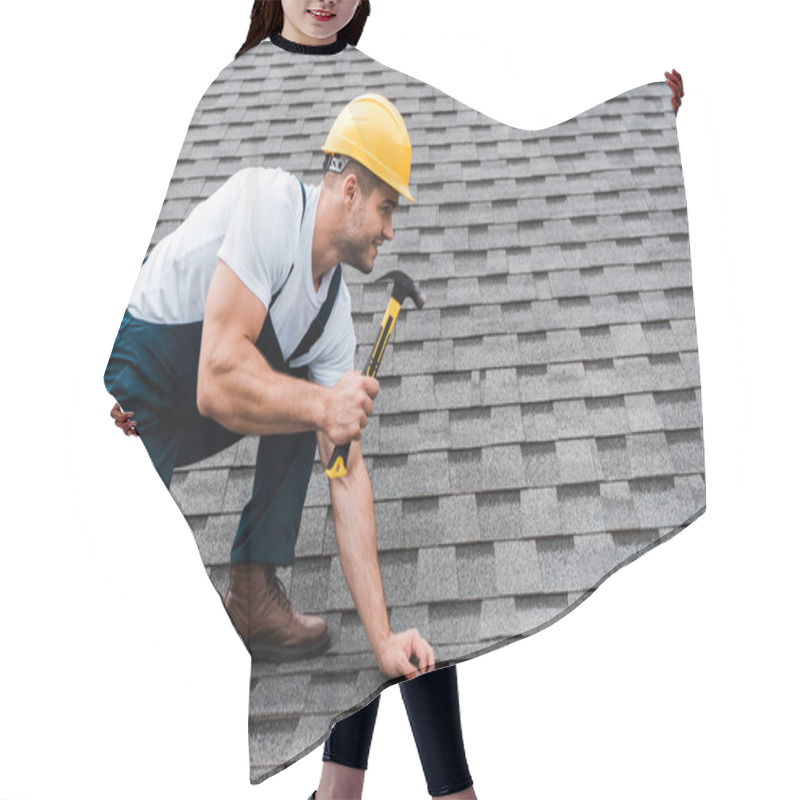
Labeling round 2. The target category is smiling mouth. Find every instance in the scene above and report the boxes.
[308,9,335,21]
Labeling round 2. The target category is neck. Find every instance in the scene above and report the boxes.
[280,21,337,47]
[269,32,348,57]
[311,186,343,291]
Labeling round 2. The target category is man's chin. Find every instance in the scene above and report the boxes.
[344,257,375,275]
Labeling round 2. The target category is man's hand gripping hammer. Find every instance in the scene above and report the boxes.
[325,270,426,479]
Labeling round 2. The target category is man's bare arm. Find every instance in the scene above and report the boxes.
[319,432,435,679]
[197,259,377,441]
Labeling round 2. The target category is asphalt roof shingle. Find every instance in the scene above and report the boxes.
[141,41,706,780]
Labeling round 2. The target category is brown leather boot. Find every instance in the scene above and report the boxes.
[224,563,330,661]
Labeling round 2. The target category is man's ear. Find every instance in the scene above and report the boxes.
[342,173,359,210]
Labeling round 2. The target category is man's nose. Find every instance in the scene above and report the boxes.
[383,219,394,242]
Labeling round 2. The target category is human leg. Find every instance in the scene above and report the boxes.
[315,696,381,800]
[229,430,317,566]
[105,311,327,658]
[223,429,330,659]
[315,668,475,799]
[400,666,475,798]
[104,311,240,485]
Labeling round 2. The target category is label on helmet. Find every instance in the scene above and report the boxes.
[326,154,351,174]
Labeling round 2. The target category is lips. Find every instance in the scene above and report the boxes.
[308,9,335,21]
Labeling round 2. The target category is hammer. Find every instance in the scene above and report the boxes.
[325,270,426,479]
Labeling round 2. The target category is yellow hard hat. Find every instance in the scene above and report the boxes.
[322,93,415,202]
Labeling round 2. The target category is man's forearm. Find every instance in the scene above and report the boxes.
[329,450,392,655]
[197,332,327,436]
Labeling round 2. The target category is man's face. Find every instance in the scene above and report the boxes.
[340,181,398,275]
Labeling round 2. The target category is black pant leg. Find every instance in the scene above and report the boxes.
[323,695,382,771]
[400,666,474,797]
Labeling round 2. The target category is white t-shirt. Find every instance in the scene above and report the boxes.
[127,167,355,388]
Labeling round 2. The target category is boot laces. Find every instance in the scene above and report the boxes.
[266,569,294,614]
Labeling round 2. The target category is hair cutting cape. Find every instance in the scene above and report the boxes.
[106,37,705,782]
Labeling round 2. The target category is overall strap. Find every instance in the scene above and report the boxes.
[288,265,342,363]
[268,177,308,311]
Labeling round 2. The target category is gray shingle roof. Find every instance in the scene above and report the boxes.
[151,41,705,781]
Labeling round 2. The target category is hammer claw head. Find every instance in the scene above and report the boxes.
[375,269,425,309]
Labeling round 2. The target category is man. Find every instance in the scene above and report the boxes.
[105,94,433,680]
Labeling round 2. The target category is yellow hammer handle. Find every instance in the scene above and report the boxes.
[326,296,402,479]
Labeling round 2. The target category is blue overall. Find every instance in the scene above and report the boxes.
[104,190,342,567]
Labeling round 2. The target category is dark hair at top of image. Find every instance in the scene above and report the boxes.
[236,1,371,58]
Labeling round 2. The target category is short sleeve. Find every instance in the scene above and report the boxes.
[217,169,301,309]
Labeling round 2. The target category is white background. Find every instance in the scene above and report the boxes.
[1,1,797,798]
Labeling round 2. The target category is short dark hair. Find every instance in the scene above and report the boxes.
[324,156,386,197]
[236,1,371,59]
